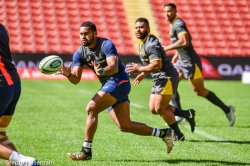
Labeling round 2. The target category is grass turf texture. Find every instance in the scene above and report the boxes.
[4,79,250,166]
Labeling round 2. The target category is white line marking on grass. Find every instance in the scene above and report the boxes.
[50,83,65,89]
[183,124,225,141]
[130,102,146,109]
[123,101,226,142]
[194,128,224,141]
[130,103,226,144]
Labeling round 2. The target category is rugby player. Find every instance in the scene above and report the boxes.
[163,3,235,126]
[59,21,174,161]
[126,18,196,141]
[0,24,39,166]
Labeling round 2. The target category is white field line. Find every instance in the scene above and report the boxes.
[183,124,225,142]
[130,102,146,109]
[50,83,65,89]
[130,102,226,142]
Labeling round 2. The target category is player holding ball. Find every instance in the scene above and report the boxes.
[58,21,174,161]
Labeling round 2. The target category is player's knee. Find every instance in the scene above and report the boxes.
[86,101,97,115]
[154,108,164,115]
[194,89,206,97]
[150,108,158,114]
[119,124,132,133]
[150,110,158,114]
[167,105,175,113]
[0,132,8,143]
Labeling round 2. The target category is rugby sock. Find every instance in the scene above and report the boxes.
[82,141,92,153]
[171,91,182,109]
[205,91,230,114]
[169,122,183,137]
[152,128,171,138]
[9,151,19,162]
[152,128,161,137]
[174,108,190,118]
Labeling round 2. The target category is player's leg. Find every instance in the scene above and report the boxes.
[0,116,17,151]
[171,61,185,122]
[169,75,196,132]
[171,71,184,110]
[0,144,12,160]
[151,94,185,141]
[0,84,38,166]
[84,91,117,141]
[189,64,235,126]
[67,91,117,161]
[0,83,21,151]
[167,105,196,132]
[109,101,174,154]
[109,101,155,135]
[150,78,185,141]
[68,79,131,160]
[0,144,38,166]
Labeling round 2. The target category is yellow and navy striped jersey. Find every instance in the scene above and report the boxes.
[138,34,177,82]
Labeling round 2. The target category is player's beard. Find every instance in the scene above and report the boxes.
[136,31,148,40]
[82,41,90,46]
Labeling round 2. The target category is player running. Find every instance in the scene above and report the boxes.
[163,3,235,126]
[126,18,196,141]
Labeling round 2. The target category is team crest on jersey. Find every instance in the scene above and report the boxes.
[95,52,105,65]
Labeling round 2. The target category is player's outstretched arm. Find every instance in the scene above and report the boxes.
[59,62,83,85]
[133,72,145,86]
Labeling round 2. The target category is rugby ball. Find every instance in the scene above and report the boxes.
[39,55,63,75]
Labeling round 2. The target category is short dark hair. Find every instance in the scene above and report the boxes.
[135,17,149,26]
[164,3,177,10]
[80,21,97,32]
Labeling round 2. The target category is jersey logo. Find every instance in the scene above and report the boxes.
[139,49,149,62]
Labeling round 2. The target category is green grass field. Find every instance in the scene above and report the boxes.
[3,79,250,166]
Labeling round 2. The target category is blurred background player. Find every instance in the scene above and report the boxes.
[125,18,196,141]
[0,24,39,166]
[59,21,174,161]
[163,3,235,126]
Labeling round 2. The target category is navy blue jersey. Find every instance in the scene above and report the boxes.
[72,37,128,83]
[0,24,20,89]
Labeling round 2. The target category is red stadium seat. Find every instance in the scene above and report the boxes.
[1,0,249,56]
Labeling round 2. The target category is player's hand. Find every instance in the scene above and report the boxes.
[171,56,178,64]
[133,72,145,86]
[163,46,169,52]
[91,61,102,75]
[57,62,72,77]
[171,52,179,64]
[125,63,141,74]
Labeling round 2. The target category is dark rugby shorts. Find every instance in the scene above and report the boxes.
[0,82,21,116]
[151,76,178,96]
[174,60,203,80]
[100,77,131,111]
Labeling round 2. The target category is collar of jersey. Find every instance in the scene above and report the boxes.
[169,16,178,25]
[140,33,151,45]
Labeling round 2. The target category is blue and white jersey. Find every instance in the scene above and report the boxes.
[72,37,128,83]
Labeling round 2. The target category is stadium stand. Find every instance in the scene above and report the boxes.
[0,0,249,56]
[1,0,135,55]
[122,0,160,53]
[150,0,250,56]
